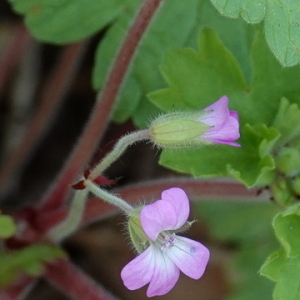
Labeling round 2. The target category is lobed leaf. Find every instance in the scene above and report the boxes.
[210,0,300,66]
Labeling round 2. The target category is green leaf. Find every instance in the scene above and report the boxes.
[260,248,286,282]
[0,244,65,288]
[0,215,17,239]
[196,200,277,300]
[159,124,279,188]
[210,0,300,66]
[8,0,134,43]
[273,204,300,258]
[209,0,266,23]
[261,249,300,300]
[250,30,300,125]
[272,98,300,146]
[150,27,248,113]
[273,256,300,300]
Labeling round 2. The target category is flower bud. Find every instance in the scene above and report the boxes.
[149,96,240,148]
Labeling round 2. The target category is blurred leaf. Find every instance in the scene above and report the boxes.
[8,0,136,43]
[210,0,300,66]
[195,200,278,300]
[272,98,300,147]
[0,244,65,288]
[0,215,17,239]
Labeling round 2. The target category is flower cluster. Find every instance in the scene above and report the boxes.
[121,188,210,297]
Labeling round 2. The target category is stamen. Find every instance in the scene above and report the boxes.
[159,233,176,252]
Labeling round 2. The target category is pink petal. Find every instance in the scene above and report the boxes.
[200,96,230,131]
[161,188,190,229]
[167,236,210,279]
[203,111,240,146]
[140,200,178,241]
[146,245,180,297]
[121,246,155,290]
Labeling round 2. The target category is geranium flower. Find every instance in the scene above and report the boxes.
[121,188,210,297]
[149,95,240,148]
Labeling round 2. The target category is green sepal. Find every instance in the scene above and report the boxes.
[127,208,148,254]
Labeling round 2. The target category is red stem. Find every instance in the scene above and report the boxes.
[45,260,120,300]
[1,276,35,300]
[0,25,31,98]
[41,0,165,211]
[0,42,88,193]
[37,178,266,232]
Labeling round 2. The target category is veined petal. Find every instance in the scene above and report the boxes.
[140,200,177,241]
[121,246,155,290]
[161,188,190,229]
[167,236,210,279]
[200,96,230,130]
[147,245,180,297]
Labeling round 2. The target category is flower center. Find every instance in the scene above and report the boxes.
[158,233,176,252]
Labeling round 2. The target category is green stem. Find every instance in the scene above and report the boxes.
[85,180,133,213]
[89,129,150,180]
[49,189,89,242]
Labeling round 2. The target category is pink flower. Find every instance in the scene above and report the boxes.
[121,188,210,297]
[200,95,240,146]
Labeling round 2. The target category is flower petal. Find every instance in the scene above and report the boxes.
[140,200,177,241]
[146,245,180,297]
[121,246,155,290]
[161,188,190,229]
[167,236,210,279]
[200,96,230,131]
[203,110,240,146]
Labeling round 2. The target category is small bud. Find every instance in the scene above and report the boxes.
[149,96,240,148]
[150,112,210,148]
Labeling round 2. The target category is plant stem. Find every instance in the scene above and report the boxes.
[1,275,36,300]
[0,42,88,195]
[89,129,150,180]
[85,180,133,214]
[41,0,165,211]
[48,189,89,242]
[46,260,120,300]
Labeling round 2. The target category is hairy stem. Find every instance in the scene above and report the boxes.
[41,0,165,211]
[89,129,150,180]
[1,276,36,300]
[45,260,120,300]
[48,189,89,242]
[85,180,133,213]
